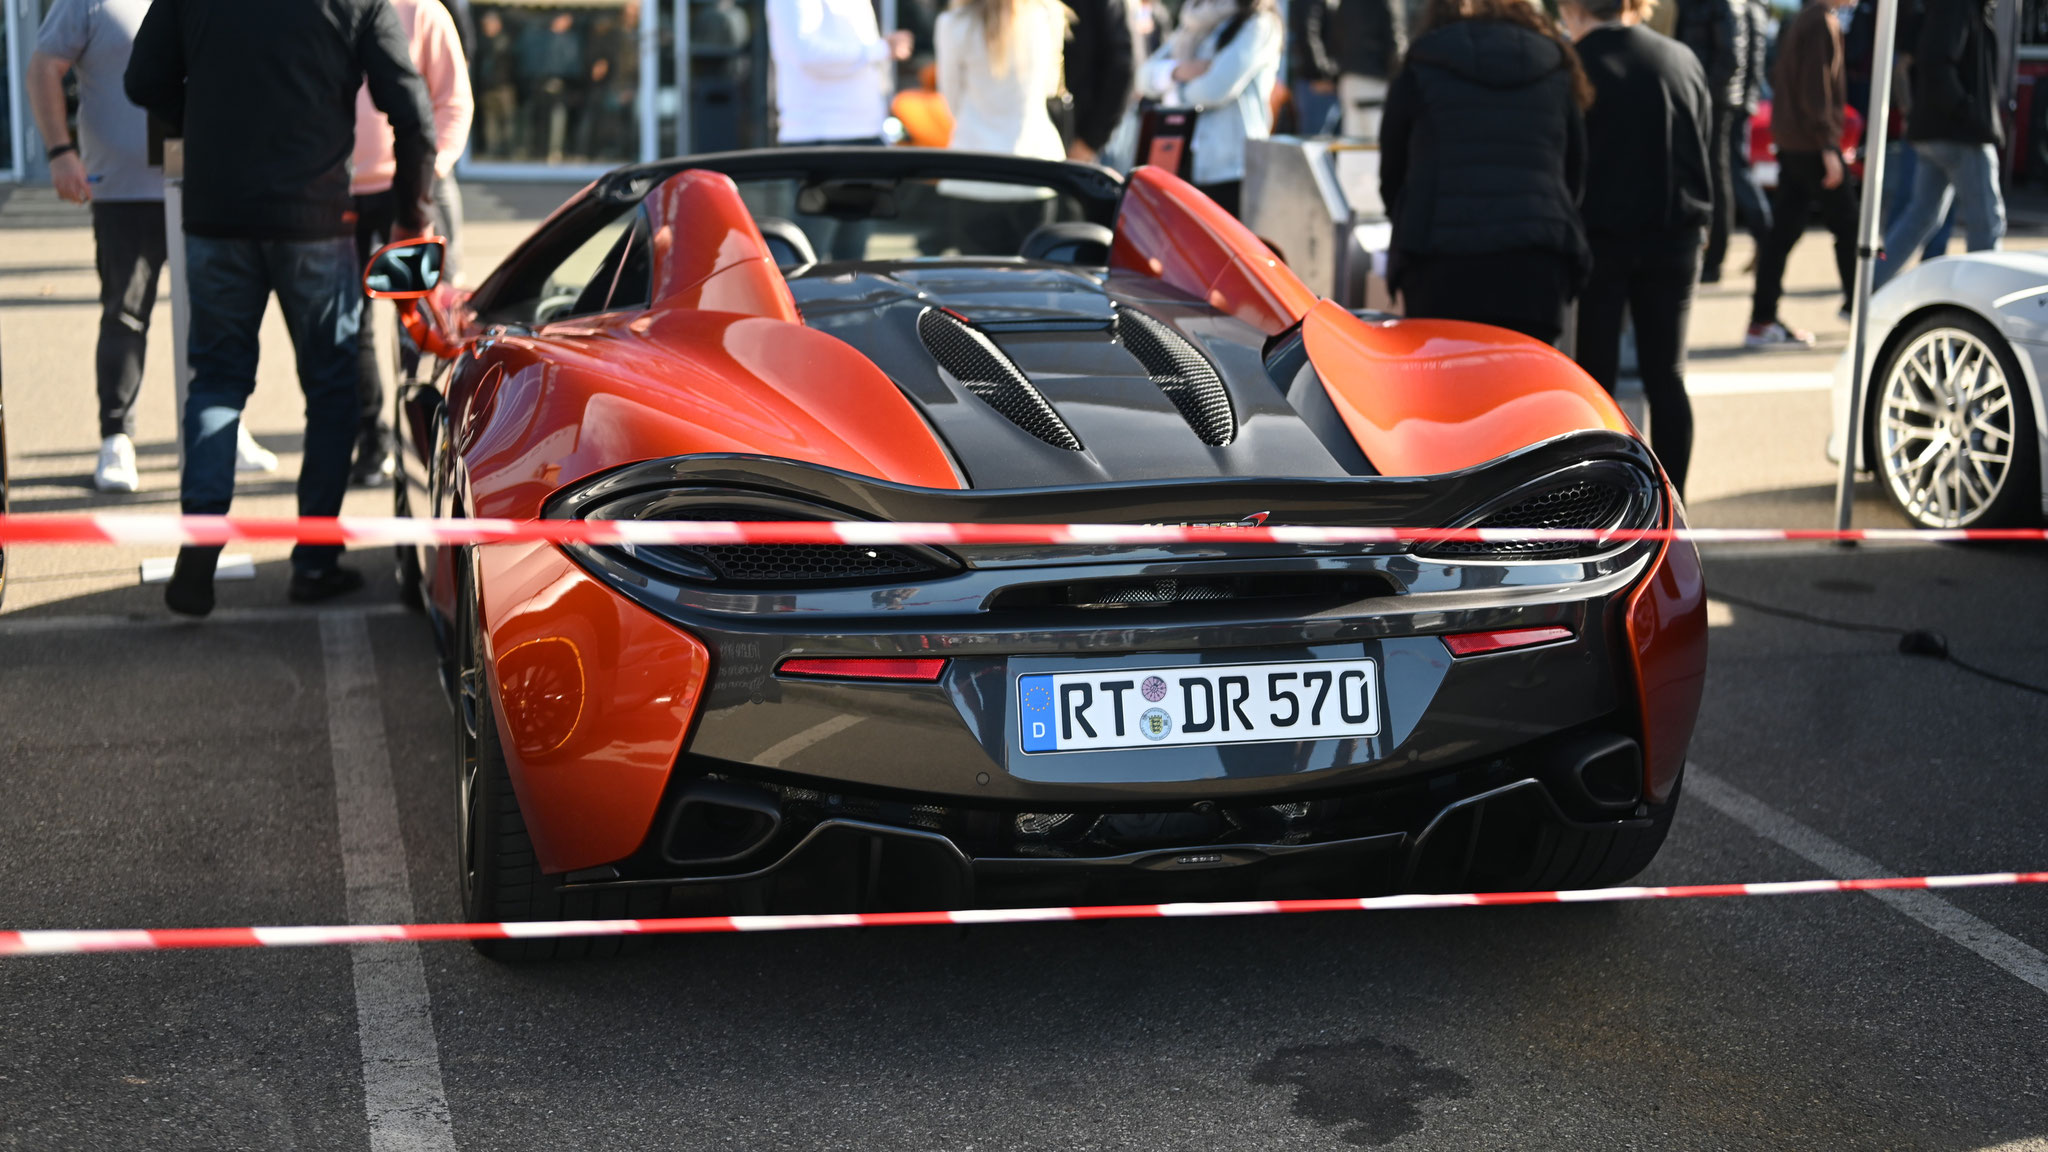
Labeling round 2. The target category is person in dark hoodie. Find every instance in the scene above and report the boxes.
[1745,0,1857,348]
[126,0,434,616]
[1872,0,2004,289]
[1672,0,1758,283]
[1565,0,1711,494]
[1379,0,1593,344]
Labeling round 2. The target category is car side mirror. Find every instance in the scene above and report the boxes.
[363,237,446,299]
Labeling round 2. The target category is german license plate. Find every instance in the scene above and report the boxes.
[1016,658,1380,754]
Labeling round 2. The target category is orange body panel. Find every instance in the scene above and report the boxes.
[478,541,713,873]
[443,169,967,872]
[1109,166,1318,336]
[458,168,962,522]
[463,308,962,521]
[647,170,801,322]
[1301,301,1634,476]
[1624,500,1708,804]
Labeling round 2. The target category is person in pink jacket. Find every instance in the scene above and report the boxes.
[350,0,472,485]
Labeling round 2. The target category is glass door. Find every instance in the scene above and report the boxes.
[667,0,769,157]
[463,0,654,177]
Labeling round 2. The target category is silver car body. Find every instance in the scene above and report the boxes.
[1830,250,2048,518]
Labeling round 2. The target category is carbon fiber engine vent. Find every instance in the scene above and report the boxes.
[917,308,1083,451]
[1422,478,1637,560]
[1117,308,1236,446]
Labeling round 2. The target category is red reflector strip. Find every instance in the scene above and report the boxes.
[777,657,949,682]
[1442,626,1574,657]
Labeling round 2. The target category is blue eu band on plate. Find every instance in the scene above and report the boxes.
[1017,659,1382,754]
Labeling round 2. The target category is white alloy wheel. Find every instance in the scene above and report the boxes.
[1878,325,2021,528]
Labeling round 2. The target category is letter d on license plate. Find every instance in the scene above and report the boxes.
[1016,658,1380,753]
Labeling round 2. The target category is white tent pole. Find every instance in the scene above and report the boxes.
[675,0,693,156]
[641,0,660,162]
[1835,0,1901,532]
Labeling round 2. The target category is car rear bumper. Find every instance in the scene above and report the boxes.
[560,727,1663,907]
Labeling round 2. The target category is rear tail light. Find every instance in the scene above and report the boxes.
[777,657,949,682]
[1442,626,1573,657]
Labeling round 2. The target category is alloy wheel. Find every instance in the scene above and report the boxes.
[1878,326,2017,528]
[456,601,483,908]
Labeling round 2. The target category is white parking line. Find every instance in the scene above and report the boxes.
[321,613,457,1151]
[1684,372,1834,396]
[1688,765,2048,995]
[0,603,410,635]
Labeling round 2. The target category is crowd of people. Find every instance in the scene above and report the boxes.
[20,0,2016,615]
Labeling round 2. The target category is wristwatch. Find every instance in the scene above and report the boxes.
[45,142,78,161]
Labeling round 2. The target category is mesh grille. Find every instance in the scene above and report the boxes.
[1424,479,1635,559]
[692,543,933,583]
[1117,309,1236,446]
[632,508,943,586]
[917,308,1083,451]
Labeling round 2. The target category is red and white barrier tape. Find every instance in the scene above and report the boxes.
[0,513,2043,549]
[5,871,2043,956]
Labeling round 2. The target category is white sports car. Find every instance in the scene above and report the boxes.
[1832,251,2048,528]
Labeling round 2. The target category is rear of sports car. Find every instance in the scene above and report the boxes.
[525,431,1702,916]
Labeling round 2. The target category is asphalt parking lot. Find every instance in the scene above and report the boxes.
[2,186,2046,1149]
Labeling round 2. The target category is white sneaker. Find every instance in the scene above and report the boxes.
[1744,321,1815,349]
[236,424,280,473]
[94,433,140,494]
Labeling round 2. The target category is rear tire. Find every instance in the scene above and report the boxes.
[455,556,660,960]
[1523,776,1679,890]
[393,476,425,612]
[1414,774,1681,893]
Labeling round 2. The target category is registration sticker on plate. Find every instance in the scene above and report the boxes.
[1016,659,1380,754]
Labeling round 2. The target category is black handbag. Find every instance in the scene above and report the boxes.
[1048,89,1077,148]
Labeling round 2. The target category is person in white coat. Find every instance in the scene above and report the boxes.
[767,0,912,259]
[1136,0,1282,216]
[935,0,1072,253]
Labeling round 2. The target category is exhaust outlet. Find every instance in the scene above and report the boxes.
[661,779,783,866]
[1538,732,1644,815]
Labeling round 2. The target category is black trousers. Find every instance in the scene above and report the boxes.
[1702,104,1737,278]
[91,201,168,439]
[1576,232,1701,494]
[1750,150,1857,326]
[1198,180,1243,219]
[1398,248,1576,346]
[352,191,398,433]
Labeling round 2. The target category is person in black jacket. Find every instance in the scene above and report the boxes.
[126,0,434,616]
[1673,0,1756,282]
[1064,0,1136,161]
[1332,0,1404,138]
[1380,0,1592,343]
[1873,0,2005,289]
[1566,0,1712,494]
[1289,0,1341,134]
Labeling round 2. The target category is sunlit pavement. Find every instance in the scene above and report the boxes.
[2,184,2046,1150]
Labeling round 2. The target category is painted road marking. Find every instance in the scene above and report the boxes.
[0,603,410,635]
[1689,765,2048,996]
[321,614,457,1151]
[1684,372,1835,396]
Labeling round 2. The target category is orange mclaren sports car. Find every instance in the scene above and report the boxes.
[372,149,1706,958]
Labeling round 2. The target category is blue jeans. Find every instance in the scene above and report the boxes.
[1882,141,1955,261]
[1291,81,1340,137]
[183,234,360,573]
[1875,140,2005,290]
